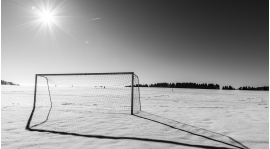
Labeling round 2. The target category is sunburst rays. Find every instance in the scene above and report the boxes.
[14,0,101,49]
[16,0,74,49]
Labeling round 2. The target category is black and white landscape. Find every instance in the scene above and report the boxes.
[1,0,269,149]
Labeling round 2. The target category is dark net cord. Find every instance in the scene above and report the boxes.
[30,76,53,128]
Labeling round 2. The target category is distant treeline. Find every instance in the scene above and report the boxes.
[127,82,269,91]
[221,85,269,91]
[238,86,269,91]
[222,86,235,90]
[1,80,19,86]
[128,82,220,89]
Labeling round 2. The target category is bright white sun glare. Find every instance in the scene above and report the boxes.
[39,11,54,24]
[17,0,72,48]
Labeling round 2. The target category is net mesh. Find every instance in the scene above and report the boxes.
[29,73,141,129]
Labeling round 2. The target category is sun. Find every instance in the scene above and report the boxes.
[17,0,73,48]
[39,11,54,24]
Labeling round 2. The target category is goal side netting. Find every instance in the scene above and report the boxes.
[26,72,141,129]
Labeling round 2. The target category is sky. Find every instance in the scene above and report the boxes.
[1,0,269,88]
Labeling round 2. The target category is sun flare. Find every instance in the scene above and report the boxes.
[17,0,73,48]
[39,11,54,24]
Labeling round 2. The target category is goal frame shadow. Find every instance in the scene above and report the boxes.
[26,111,248,149]
[25,72,249,149]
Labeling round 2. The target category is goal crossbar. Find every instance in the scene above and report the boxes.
[36,72,134,76]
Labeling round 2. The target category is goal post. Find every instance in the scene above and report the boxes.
[26,72,141,130]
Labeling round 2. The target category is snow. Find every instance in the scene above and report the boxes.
[2,85,268,149]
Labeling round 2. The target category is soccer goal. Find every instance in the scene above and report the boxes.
[26,72,141,129]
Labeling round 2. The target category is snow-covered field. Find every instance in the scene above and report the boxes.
[2,85,269,149]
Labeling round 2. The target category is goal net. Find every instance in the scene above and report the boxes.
[26,72,141,129]
[25,72,244,149]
